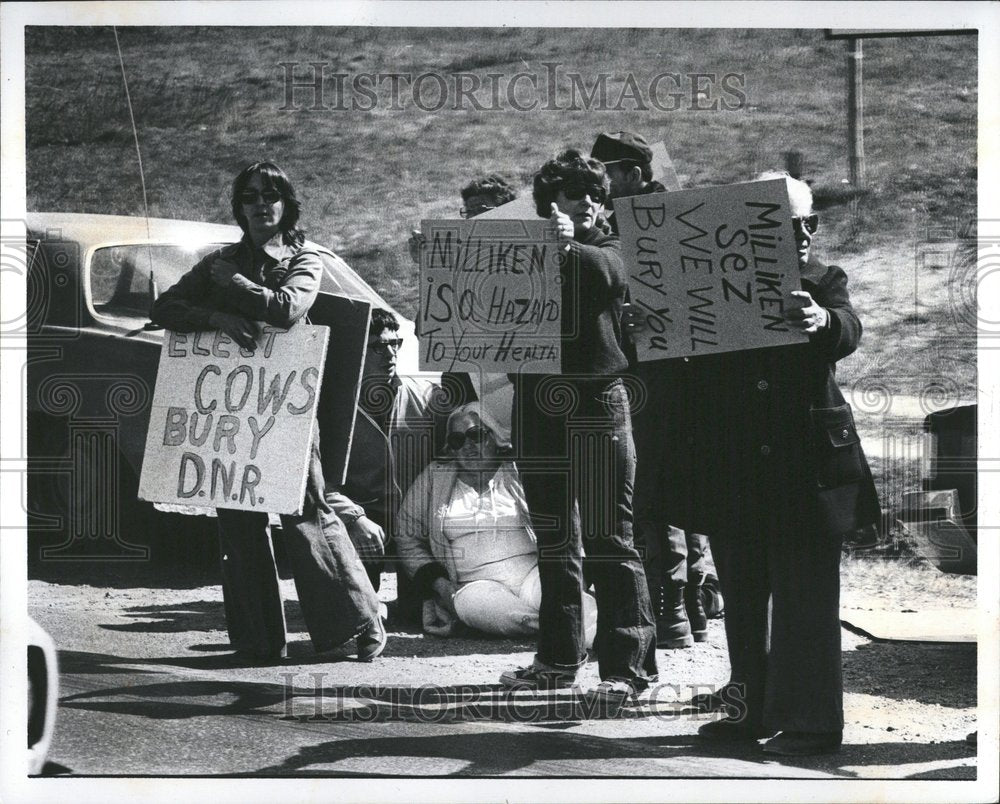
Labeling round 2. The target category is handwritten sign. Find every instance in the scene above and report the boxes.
[138,325,329,515]
[616,178,807,361]
[418,218,562,373]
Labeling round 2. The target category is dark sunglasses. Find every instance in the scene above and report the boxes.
[562,184,607,204]
[368,337,404,355]
[792,214,819,235]
[459,204,496,218]
[447,425,489,451]
[238,189,282,205]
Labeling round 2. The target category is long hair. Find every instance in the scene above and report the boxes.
[230,161,305,247]
[532,149,611,219]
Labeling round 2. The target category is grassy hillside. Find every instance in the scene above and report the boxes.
[25,26,977,397]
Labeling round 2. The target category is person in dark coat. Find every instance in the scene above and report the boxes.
[498,150,657,700]
[592,130,712,649]
[150,161,385,664]
[651,172,880,755]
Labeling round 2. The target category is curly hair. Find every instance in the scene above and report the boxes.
[460,174,517,205]
[230,161,305,247]
[532,149,611,218]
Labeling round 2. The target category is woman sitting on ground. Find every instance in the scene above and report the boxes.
[396,402,597,641]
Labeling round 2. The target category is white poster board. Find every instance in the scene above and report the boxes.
[138,324,329,515]
[418,218,562,373]
[616,178,807,361]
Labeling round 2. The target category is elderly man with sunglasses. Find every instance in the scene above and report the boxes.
[654,172,880,756]
[325,308,450,625]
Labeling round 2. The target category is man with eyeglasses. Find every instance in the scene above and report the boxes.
[658,172,879,756]
[592,131,721,654]
[325,308,449,625]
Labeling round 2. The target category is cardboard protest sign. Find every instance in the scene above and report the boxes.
[308,292,371,487]
[418,218,562,373]
[616,178,807,361]
[138,324,329,515]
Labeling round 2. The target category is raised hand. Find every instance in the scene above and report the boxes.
[783,290,830,333]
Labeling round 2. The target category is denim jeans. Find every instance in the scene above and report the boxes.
[217,439,379,656]
[513,376,657,683]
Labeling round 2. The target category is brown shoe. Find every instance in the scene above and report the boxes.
[356,616,387,661]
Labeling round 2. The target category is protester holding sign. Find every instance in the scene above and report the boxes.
[150,161,385,664]
[409,174,518,440]
[592,130,714,649]
[499,150,657,701]
[639,173,879,755]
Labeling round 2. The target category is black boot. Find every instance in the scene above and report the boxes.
[684,582,709,642]
[656,584,693,649]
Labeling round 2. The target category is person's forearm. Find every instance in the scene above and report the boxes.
[225,252,322,327]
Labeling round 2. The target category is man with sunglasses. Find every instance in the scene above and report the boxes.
[325,308,449,625]
[658,172,879,756]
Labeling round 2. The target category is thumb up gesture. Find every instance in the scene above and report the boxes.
[549,202,575,243]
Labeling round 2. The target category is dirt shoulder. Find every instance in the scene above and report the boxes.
[27,552,978,780]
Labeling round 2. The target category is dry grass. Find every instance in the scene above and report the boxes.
[25,28,976,337]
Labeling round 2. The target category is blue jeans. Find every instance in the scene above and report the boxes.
[217,439,379,656]
[513,376,657,684]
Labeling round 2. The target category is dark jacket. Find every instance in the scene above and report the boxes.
[558,222,630,377]
[636,256,880,538]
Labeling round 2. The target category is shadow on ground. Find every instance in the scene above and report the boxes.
[842,641,976,708]
[93,599,536,657]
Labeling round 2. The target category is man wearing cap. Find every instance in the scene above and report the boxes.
[591,131,667,234]
[591,131,714,652]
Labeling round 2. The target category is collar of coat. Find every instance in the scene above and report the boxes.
[799,254,832,290]
[229,231,300,263]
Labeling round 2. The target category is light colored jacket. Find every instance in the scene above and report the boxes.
[395,460,534,583]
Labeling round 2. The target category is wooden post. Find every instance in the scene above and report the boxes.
[846,37,866,189]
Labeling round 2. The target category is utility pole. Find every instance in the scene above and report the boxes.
[846,37,866,190]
